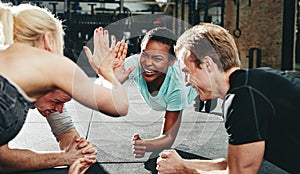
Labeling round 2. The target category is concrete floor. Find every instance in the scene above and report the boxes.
[9,79,288,174]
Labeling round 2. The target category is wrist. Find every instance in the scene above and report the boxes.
[183,165,200,174]
[59,151,71,166]
[172,160,196,174]
[98,69,114,82]
[182,159,199,174]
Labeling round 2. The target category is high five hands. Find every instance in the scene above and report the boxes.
[84,26,135,84]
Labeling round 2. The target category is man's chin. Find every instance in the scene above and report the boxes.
[39,111,52,117]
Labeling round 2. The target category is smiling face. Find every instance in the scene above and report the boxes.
[175,23,242,100]
[177,48,213,101]
[34,89,71,117]
[140,40,175,83]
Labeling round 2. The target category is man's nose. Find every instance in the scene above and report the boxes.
[181,68,188,81]
[183,71,192,86]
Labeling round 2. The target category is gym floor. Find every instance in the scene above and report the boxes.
[9,79,287,174]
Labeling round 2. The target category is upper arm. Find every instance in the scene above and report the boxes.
[48,55,127,116]
[49,57,98,109]
[227,141,265,174]
[0,144,11,171]
[0,144,9,160]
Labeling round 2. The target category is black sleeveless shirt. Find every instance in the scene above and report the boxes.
[0,75,34,146]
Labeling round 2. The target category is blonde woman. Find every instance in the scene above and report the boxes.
[0,3,127,173]
[11,2,94,154]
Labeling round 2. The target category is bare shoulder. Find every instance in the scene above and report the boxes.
[0,43,78,95]
[7,43,60,59]
[6,43,44,55]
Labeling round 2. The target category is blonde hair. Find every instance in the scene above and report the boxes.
[0,3,64,51]
[0,3,14,45]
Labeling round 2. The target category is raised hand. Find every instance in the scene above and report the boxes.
[110,36,135,84]
[84,26,135,84]
[113,59,135,84]
[84,27,127,72]
[85,27,114,72]
[84,40,120,83]
[132,134,147,158]
[114,38,127,63]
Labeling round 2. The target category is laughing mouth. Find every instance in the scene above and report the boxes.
[143,66,155,75]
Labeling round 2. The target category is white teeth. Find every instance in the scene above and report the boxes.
[143,67,154,73]
[145,69,154,73]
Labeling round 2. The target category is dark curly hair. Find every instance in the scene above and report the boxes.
[141,27,177,60]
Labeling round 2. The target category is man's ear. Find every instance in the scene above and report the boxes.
[202,56,214,72]
[43,33,53,52]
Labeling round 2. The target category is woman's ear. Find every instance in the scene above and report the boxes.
[43,33,53,52]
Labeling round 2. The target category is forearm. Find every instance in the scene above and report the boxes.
[0,147,67,173]
[144,134,175,152]
[143,111,181,152]
[92,74,128,117]
[193,169,228,174]
[46,108,78,150]
[95,80,128,117]
[56,128,80,150]
[183,158,227,171]
[70,75,128,117]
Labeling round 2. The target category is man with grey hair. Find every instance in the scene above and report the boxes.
[157,23,300,173]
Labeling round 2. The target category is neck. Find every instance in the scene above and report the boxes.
[220,67,240,99]
[147,73,166,95]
